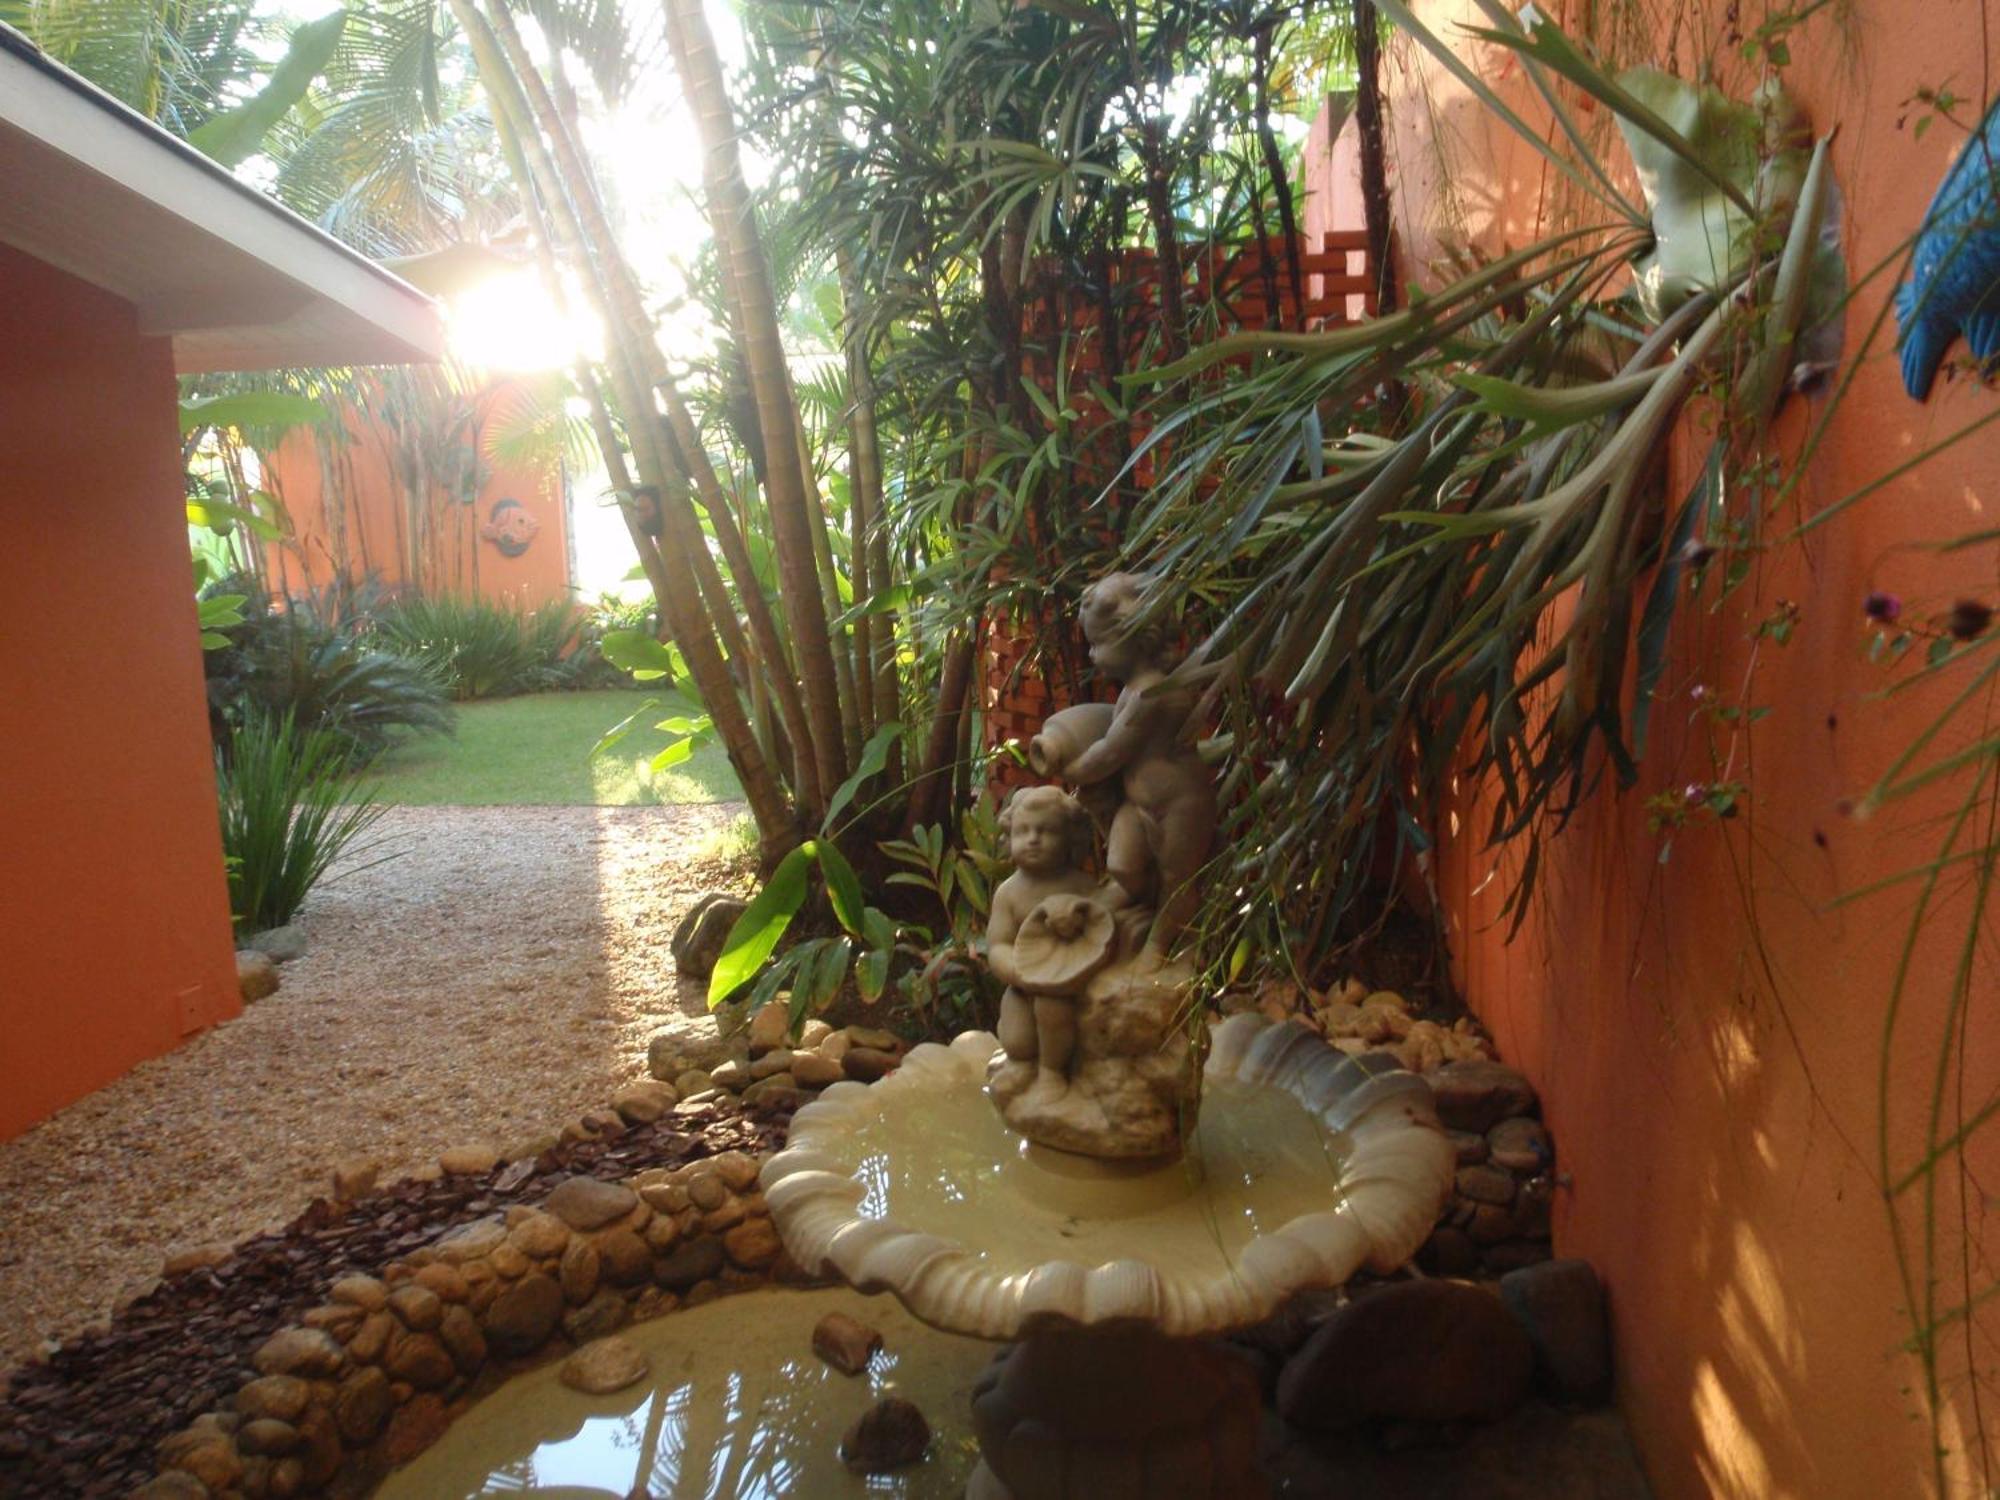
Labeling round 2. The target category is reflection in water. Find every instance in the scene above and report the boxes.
[379,1289,986,1500]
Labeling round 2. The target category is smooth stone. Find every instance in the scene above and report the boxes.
[842,1048,900,1083]
[648,1034,697,1083]
[385,1331,454,1390]
[799,1019,834,1049]
[439,1144,499,1177]
[1276,1280,1533,1431]
[333,1368,393,1445]
[1489,1116,1554,1172]
[1456,1164,1519,1206]
[562,1288,631,1345]
[709,1059,753,1091]
[236,1417,300,1457]
[161,1244,232,1276]
[251,1328,344,1379]
[439,1304,487,1372]
[742,1077,809,1110]
[1418,1225,1481,1278]
[655,1237,726,1291]
[707,1152,762,1191]
[561,1335,650,1395]
[560,1237,601,1304]
[382,1394,450,1466]
[388,1284,442,1332]
[674,1068,714,1098]
[841,1396,930,1473]
[594,1227,653,1286]
[432,1217,507,1263]
[234,1376,310,1423]
[750,1049,800,1080]
[723,1217,783,1270]
[812,1311,883,1375]
[331,1158,378,1201]
[1428,1060,1538,1133]
[1500,1259,1609,1403]
[506,1211,569,1261]
[791,1052,846,1088]
[483,1273,563,1355]
[671,893,750,979]
[842,1026,905,1052]
[1448,1130,1490,1165]
[328,1275,388,1313]
[246,923,307,962]
[748,1000,794,1055]
[613,1080,679,1124]
[544,1177,638,1231]
[236,949,280,1002]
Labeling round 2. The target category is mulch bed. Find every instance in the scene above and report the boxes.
[0,1099,789,1499]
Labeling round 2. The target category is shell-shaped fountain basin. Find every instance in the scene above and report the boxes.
[760,1014,1455,1341]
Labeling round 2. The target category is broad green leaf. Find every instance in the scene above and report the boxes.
[861,906,897,951]
[588,697,662,761]
[188,12,348,167]
[178,392,328,437]
[649,738,696,772]
[857,947,890,1003]
[815,839,866,936]
[708,847,811,1006]
[186,497,284,540]
[601,629,681,681]
[655,714,713,737]
[821,722,904,835]
[802,937,852,1013]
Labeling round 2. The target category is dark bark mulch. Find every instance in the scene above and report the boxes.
[0,1100,787,1500]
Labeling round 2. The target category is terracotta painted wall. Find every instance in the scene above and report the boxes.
[0,244,240,1141]
[261,386,570,611]
[1353,4,2000,1497]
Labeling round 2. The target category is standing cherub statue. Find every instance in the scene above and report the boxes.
[986,786,1114,1099]
[1030,573,1217,957]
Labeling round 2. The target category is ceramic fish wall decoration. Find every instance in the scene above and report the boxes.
[1897,98,2000,400]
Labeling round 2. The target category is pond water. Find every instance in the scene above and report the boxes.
[377,1288,990,1500]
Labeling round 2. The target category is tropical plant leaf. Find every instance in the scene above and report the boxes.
[188,11,348,166]
[708,846,812,1006]
[814,838,867,937]
[822,722,903,835]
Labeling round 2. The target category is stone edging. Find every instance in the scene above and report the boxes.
[136,1148,800,1500]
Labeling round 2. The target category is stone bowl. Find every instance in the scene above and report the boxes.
[759,1014,1456,1341]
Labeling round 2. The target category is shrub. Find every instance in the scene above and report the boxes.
[203,576,453,764]
[219,711,390,933]
[372,594,586,700]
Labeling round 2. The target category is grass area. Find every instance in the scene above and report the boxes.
[361,689,743,806]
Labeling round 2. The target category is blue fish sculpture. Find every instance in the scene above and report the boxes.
[1898,98,2000,400]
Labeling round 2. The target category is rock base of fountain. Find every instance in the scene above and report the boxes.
[986,953,1202,1159]
[968,1325,1267,1499]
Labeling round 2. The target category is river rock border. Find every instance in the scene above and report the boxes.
[133,1142,812,1500]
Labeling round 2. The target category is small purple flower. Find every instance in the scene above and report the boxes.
[1683,783,1709,807]
[1864,591,1903,624]
[1689,683,1708,702]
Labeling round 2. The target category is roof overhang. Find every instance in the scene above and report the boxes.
[0,28,443,373]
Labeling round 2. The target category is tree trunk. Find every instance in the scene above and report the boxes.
[1351,0,1398,315]
[664,0,851,800]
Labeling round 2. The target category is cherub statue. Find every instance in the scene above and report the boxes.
[1029,573,1217,956]
[987,786,1114,1097]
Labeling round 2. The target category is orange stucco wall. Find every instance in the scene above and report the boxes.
[0,244,240,1141]
[261,385,570,610]
[1356,3,2000,1496]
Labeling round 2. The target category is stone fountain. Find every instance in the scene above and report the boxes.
[760,573,1456,1499]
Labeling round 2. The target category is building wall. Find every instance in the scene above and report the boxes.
[260,385,571,612]
[1358,4,2000,1496]
[0,244,240,1141]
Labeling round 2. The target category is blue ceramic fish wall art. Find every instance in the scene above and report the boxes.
[1897,97,2000,400]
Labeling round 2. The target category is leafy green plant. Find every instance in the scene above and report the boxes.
[203,579,453,764]
[372,593,585,701]
[218,710,392,933]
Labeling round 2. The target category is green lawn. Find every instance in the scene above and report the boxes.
[361,689,743,806]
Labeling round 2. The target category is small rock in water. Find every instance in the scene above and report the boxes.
[236,949,280,1002]
[247,922,308,962]
[812,1311,883,1375]
[562,1335,650,1394]
[841,1396,930,1472]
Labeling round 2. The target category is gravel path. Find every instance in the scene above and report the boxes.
[0,803,753,1376]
